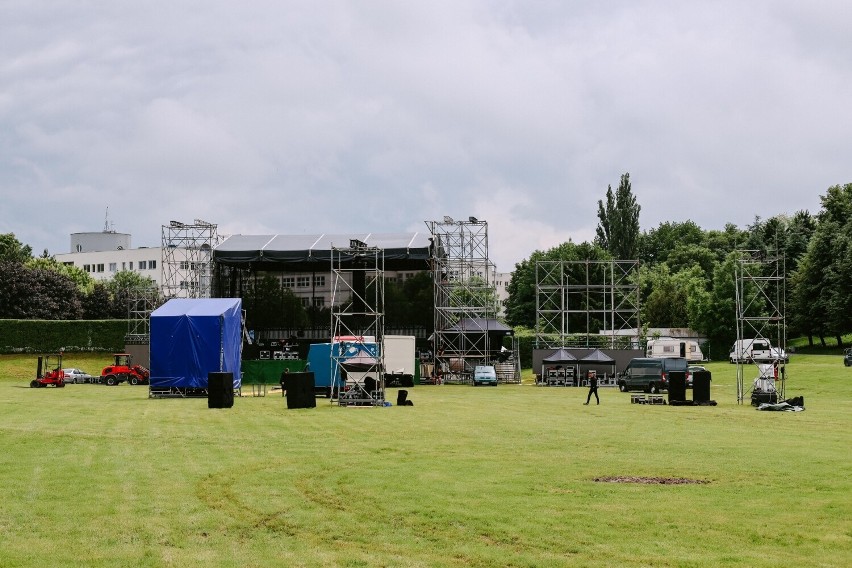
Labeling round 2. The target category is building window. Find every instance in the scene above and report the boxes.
[129,262,133,270]
[314,275,326,287]
[149,260,157,269]
[97,264,105,273]
[300,297,310,307]
[139,260,147,270]
[297,276,310,288]
[180,261,189,270]
[281,277,295,289]
[109,263,117,272]
[122,262,126,270]
[84,264,91,272]
[313,297,325,307]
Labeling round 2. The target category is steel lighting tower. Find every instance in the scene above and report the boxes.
[734,250,787,404]
[330,240,386,406]
[161,219,219,299]
[427,216,498,382]
[535,260,640,349]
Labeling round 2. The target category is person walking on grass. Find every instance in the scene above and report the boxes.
[584,370,599,405]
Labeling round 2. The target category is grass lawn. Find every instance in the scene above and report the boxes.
[0,353,849,567]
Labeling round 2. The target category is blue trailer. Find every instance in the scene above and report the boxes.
[306,340,379,397]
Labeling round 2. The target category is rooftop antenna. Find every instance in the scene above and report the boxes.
[103,207,115,233]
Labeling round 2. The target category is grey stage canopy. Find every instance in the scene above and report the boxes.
[543,348,578,363]
[213,232,432,271]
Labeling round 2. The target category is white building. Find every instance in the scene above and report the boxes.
[55,231,163,286]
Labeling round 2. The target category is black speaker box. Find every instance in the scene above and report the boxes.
[396,389,413,406]
[208,372,234,409]
[668,371,686,403]
[751,391,778,406]
[283,372,316,409]
[693,371,711,403]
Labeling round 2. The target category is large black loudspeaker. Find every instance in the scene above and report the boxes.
[283,372,316,409]
[692,371,711,403]
[668,371,687,403]
[208,372,234,409]
[397,389,414,406]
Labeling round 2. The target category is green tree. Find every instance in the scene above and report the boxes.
[27,256,96,294]
[0,260,82,319]
[791,183,852,346]
[639,220,704,265]
[0,233,33,264]
[596,173,641,259]
[105,270,158,319]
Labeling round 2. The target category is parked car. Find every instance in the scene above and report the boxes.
[473,365,498,386]
[844,348,852,367]
[62,368,94,384]
[618,357,689,393]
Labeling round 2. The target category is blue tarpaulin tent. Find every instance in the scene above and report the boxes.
[150,298,242,389]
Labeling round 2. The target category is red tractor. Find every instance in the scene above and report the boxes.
[100,353,150,386]
[31,352,67,388]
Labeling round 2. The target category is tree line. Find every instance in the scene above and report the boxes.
[505,176,849,357]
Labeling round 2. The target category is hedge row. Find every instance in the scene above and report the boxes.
[0,320,129,353]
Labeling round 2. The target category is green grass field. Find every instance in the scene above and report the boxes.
[0,354,849,567]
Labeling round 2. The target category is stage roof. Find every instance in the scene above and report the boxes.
[213,232,432,271]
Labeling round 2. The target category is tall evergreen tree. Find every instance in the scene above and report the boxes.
[596,173,641,259]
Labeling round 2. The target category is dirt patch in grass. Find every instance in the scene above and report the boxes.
[594,476,710,485]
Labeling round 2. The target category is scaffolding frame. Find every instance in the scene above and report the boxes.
[735,250,787,404]
[427,217,501,383]
[330,241,385,406]
[161,219,218,299]
[125,286,163,345]
[535,260,640,349]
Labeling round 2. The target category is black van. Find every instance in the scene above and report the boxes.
[617,357,689,393]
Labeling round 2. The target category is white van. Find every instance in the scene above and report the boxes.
[729,339,786,363]
[645,338,704,362]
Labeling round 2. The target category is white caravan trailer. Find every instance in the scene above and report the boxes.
[645,337,704,362]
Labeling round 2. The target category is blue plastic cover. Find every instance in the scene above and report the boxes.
[149,298,242,389]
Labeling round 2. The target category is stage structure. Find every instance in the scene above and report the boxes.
[161,219,219,299]
[535,260,640,349]
[735,249,787,404]
[427,217,503,383]
[330,240,386,406]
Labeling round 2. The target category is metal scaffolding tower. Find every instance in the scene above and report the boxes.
[330,240,385,406]
[735,250,787,404]
[125,286,163,345]
[161,219,218,299]
[535,260,640,349]
[427,217,500,382]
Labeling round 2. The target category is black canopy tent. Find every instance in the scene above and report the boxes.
[541,348,578,386]
[579,348,617,386]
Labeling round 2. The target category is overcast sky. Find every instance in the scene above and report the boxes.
[2,1,849,270]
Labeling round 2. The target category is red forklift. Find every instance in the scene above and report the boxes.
[31,351,66,388]
[99,353,150,385]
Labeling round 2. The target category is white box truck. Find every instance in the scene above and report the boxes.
[383,335,417,387]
